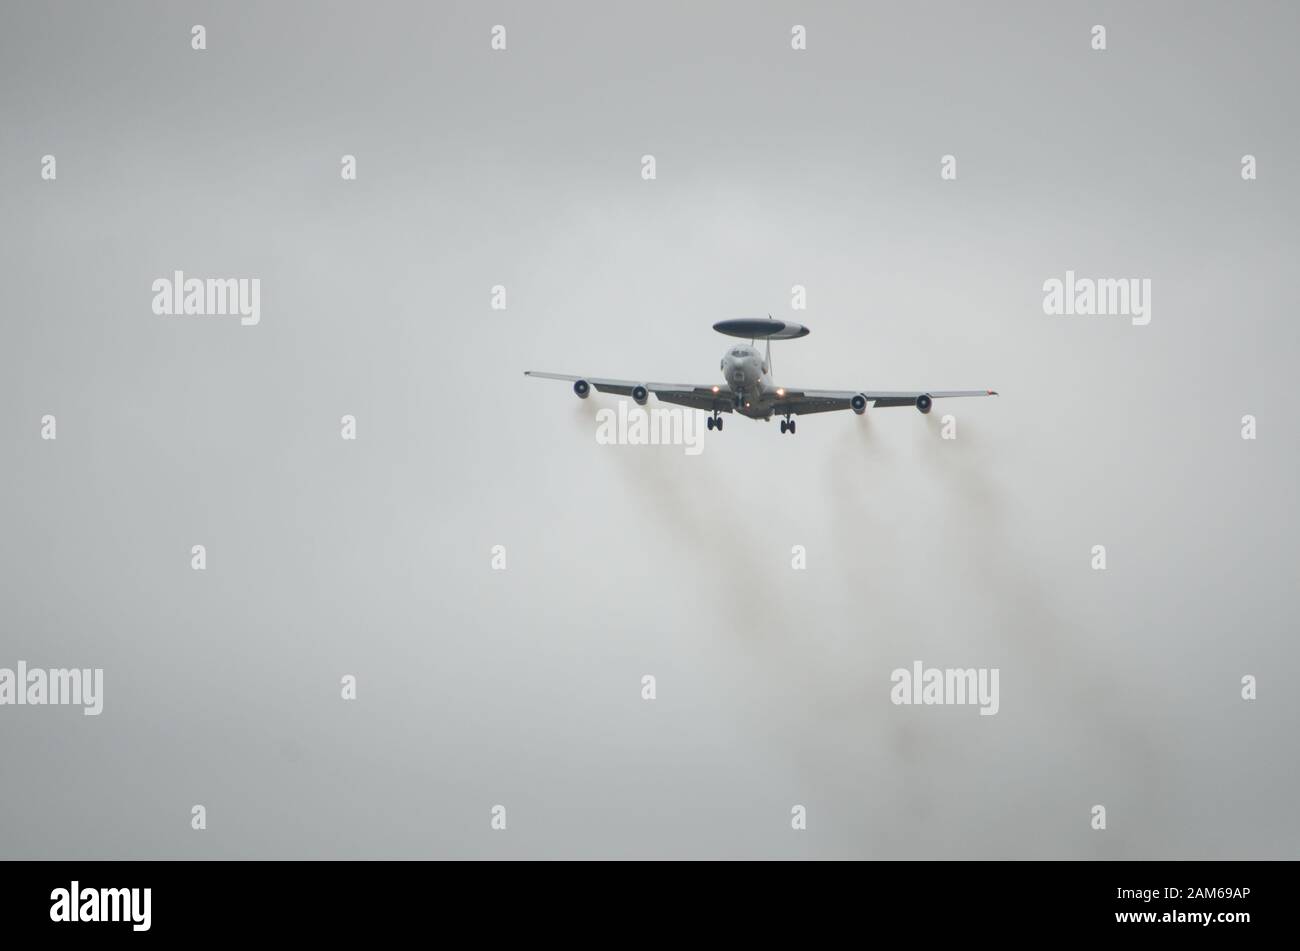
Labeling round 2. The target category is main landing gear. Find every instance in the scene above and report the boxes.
[707,413,724,431]
[779,415,796,435]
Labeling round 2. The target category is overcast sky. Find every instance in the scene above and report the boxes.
[2,0,1297,858]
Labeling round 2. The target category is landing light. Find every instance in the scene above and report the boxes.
[776,388,785,397]
[711,385,719,393]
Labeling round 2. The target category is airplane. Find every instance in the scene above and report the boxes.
[525,317,998,434]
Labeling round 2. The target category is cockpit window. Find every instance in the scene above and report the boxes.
[731,348,747,357]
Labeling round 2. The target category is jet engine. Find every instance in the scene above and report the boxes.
[631,384,650,406]
[573,379,591,399]
[851,393,868,415]
[916,393,933,414]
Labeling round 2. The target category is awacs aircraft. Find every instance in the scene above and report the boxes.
[525,318,998,434]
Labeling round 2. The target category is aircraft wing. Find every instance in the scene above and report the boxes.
[524,371,736,413]
[775,389,999,416]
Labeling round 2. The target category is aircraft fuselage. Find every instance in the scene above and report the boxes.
[720,344,780,418]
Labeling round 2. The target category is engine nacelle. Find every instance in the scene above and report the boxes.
[631,384,650,406]
[916,393,933,414]
[573,379,591,399]
[851,393,868,415]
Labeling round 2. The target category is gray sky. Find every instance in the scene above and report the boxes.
[1,0,1297,858]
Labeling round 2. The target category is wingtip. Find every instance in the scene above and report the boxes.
[988,389,999,396]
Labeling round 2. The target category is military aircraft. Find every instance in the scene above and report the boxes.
[525,318,997,434]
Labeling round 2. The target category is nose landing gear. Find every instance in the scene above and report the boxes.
[707,413,724,431]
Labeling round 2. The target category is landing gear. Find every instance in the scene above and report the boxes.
[708,413,724,431]
[780,415,796,435]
